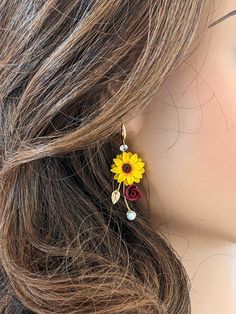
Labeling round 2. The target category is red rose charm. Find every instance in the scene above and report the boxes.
[124,184,142,201]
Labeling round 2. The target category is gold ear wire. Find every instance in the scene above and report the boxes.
[121,124,126,141]
[110,123,145,220]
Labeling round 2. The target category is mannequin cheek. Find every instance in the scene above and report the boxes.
[141,126,236,242]
[136,76,236,241]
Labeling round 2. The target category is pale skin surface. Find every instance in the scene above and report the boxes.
[126,0,236,313]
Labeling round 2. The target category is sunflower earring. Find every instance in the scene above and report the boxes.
[110,124,145,220]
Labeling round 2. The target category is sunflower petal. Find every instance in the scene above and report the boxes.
[118,172,126,183]
[130,153,138,163]
[111,167,122,174]
[136,162,145,168]
[130,164,136,170]
[140,168,145,174]
[127,175,134,185]
[132,170,142,178]
[124,178,129,186]
[114,173,120,180]
[133,177,141,183]
[116,154,123,160]
[122,151,130,163]
[113,158,123,166]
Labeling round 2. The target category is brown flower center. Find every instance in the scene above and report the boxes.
[122,163,132,173]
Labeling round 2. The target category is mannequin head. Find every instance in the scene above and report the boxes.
[127,0,236,242]
[0,0,226,313]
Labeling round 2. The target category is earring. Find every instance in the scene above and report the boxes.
[110,124,145,220]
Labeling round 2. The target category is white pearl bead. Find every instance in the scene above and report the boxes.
[119,144,128,152]
[126,210,136,220]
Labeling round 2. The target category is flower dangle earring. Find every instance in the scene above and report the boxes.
[110,124,145,220]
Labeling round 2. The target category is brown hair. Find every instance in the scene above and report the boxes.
[0,1,209,313]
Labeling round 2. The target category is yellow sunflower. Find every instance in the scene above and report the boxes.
[110,151,145,186]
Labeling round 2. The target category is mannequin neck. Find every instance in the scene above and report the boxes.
[157,222,236,314]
